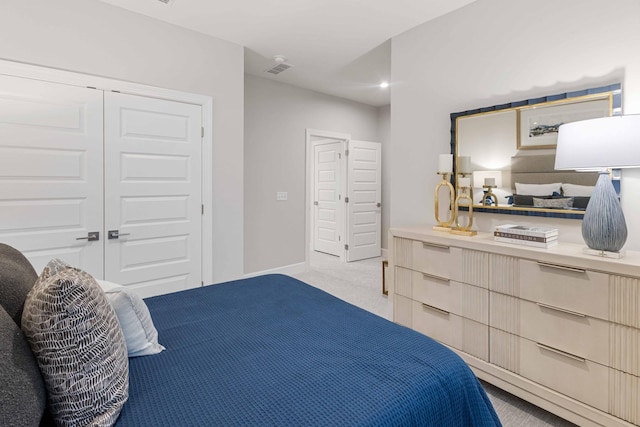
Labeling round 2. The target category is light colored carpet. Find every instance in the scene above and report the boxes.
[291,251,577,427]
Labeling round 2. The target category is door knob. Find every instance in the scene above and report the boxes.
[376,202,381,208]
[76,231,100,241]
[108,230,131,239]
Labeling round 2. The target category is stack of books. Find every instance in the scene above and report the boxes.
[494,224,559,248]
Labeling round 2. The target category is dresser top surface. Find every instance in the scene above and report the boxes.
[390,226,640,277]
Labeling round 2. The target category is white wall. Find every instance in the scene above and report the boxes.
[378,105,391,250]
[0,0,245,283]
[244,75,386,273]
[391,0,640,249]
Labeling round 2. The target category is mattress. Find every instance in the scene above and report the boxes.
[116,274,501,426]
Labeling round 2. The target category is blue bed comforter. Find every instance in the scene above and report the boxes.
[116,274,501,426]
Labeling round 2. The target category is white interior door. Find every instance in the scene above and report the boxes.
[104,92,202,297]
[346,140,381,262]
[0,75,104,276]
[313,140,344,256]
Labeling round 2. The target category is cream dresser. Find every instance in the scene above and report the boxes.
[389,227,640,427]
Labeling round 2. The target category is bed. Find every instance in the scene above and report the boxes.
[510,154,597,209]
[1,243,501,426]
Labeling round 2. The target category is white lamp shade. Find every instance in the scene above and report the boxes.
[458,156,472,174]
[472,170,502,188]
[555,115,640,170]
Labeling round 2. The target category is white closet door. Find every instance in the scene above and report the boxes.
[0,75,104,276]
[313,140,344,256]
[104,92,202,297]
[346,140,381,262]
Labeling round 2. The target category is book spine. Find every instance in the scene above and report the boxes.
[494,227,558,238]
[494,231,557,243]
[494,236,558,248]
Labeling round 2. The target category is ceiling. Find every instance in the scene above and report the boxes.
[98,0,476,106]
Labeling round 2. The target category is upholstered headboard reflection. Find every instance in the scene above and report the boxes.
[510,154,598,209]
[510,154,598,189]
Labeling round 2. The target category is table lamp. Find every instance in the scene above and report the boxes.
[472,170,502,206]
[555,115,640,256]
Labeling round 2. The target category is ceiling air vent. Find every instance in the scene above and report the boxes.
[265,55,294,75]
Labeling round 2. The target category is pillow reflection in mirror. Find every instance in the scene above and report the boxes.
[533,197,574,209]
[562,183,594,197]
[515,182,562,196]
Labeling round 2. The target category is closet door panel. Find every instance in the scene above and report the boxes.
[0,75,103,276]
[104,92,202,297]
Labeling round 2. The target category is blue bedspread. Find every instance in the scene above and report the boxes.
[116,274,501,426]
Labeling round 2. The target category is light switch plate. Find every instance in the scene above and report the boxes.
[276,192,288,201]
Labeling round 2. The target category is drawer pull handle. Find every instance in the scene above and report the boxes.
[536,303,586,318]
[536,343,585,363]
[422,303,449,316]
[422,242,450,250]
[422,272,450,283]
[536,262,586,274]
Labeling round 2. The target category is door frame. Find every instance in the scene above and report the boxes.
[0,59,214,286]
[305,129,350,264]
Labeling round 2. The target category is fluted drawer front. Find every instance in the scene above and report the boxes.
[610,323,640,376]
[393,237,415,269]
[490,292,519,335]
[457,248,489,288]
[394,266,413,299]
[411,270,488,324]
[410,240,459,279]
[412,301,488,360]
[489,254,519,296]
[393,294,412,328]
[519,259,609,320]
[609,369,640,425]
[490,328,520,373]
[520,300,609,366]
[520,337,609,412]
[610,274,640,329]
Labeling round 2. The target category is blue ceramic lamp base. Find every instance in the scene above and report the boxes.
[582,171,627,255]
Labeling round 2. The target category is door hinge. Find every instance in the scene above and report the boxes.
[201,127,204,138]
[344,244,349,250]
[338,153,341,160]
[345,149,349,156]
[201,281,204,286]
[339,236,341,241]
[345,196,349,203]
[202,204,204,215]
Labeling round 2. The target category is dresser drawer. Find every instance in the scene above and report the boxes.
[409,239,459,279]
[411,270,488,324]
[519,300,609,366]
[519,259,609,320]
[412,300,488,360]
[520,337,609,412]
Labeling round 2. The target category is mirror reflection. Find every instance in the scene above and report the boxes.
[452,84,621,218]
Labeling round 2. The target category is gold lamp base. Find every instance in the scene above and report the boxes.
[452,184,477,237]
[482,185,498,206]
[433,172,455,230]
[450,228,478,236]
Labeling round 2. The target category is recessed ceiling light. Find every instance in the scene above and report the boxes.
[379,81,389,89]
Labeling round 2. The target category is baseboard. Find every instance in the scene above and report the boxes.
[243,262,307,279]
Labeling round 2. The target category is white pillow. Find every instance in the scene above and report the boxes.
[515,182,562,196]
[562,183,595,197]
[97,280,165,357]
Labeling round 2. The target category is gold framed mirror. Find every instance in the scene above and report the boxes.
[451,83,621,219]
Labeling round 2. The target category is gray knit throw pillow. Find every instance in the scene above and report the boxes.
[21,259,129,427]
